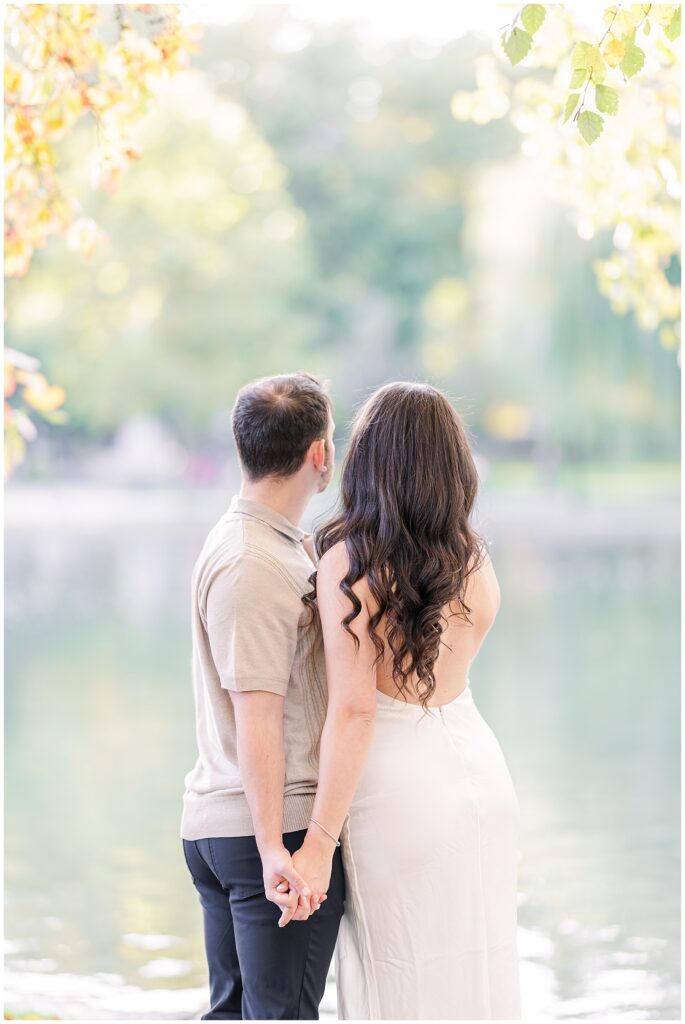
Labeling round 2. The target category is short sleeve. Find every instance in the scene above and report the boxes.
[205,554,301,696]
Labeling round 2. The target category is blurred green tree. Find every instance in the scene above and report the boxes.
[6,71,320,439]
[5,12,679,469]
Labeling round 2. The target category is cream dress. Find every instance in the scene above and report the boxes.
[335,678,522,1020]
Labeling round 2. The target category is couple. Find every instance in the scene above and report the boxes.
[180,373,522,1021]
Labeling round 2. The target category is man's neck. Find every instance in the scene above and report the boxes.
[240,476,311,530]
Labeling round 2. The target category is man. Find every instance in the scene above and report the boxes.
[181,372,343,1020]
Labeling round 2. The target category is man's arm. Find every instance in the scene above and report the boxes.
[205,554,315,926]
[231,690,312,927]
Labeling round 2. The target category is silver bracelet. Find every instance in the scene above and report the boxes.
[309,817,341,847]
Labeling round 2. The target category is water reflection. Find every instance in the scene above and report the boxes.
[5,510,680,1019]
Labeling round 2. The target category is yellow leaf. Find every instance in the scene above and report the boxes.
[4,63,22,95]
[44,107,67,133]
[15,368,45,388]
[603,37,626,66]
[22,382,66,413]
[651,5,678,28]
[4,362,17,398]
[4,424,26,477]
[64,90,86,118]
[615,7,647,34]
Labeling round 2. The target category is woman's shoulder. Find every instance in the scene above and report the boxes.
[317,539,351,581]
[466,539,500,612]
[316,539,373,606]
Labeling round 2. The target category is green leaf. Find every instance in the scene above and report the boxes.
[4,425,26,467]
[570,66,587,88]
[502,26,533,65]
[571,41,592,68]
[643,17,651,35]
[521,4,546,34]
[563,93,580,123]
[665,5,681,40]
[621,41,646,77]
[595,83,618,114]
[591,52,607,83]
[571,43,605,81]
[577,109,604,144]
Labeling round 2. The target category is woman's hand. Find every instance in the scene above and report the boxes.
[292,828,336,905]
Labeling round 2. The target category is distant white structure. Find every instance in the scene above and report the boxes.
[86,416,188,485]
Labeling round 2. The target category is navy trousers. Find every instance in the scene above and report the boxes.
[182,829,345,1020]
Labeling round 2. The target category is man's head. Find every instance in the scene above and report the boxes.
[232,372,335,494]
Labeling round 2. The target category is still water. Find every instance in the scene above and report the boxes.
[5,495,680,1019]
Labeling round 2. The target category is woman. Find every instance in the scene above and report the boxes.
[294,381,522,1020]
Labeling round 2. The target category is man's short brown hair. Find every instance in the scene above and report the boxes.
[231,372,331,480]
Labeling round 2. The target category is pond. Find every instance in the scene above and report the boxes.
[4,490,680,1019]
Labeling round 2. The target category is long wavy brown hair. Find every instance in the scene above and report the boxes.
[303,381,487,708]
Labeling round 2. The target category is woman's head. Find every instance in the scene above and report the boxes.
[340,381,479,541]
[307,381,485,707]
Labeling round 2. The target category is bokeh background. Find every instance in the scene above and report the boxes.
[4,2,681,1019]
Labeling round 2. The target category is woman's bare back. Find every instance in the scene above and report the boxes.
[373,547,501,706]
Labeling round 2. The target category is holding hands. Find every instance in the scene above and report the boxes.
[263,822,339,927]
[261,844,314,928]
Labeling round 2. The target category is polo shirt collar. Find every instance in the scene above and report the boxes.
[228,494,306,544]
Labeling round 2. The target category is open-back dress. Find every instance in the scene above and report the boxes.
[335,678,522,1020]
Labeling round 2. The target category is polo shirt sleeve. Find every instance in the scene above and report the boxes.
[205,553,301,697]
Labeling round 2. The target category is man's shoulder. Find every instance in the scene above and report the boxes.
[209,507,298,553]
[193,512,243,572]
[198,518,301,593]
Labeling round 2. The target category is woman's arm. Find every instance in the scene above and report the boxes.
[291,540,378,893]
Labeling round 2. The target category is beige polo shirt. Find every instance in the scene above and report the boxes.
[180,495,328,840]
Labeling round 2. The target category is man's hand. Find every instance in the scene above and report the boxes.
[261,844,314,928]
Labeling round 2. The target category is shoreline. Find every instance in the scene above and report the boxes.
[5,482,679,541]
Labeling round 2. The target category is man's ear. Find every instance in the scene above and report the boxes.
[310,437,326,472]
